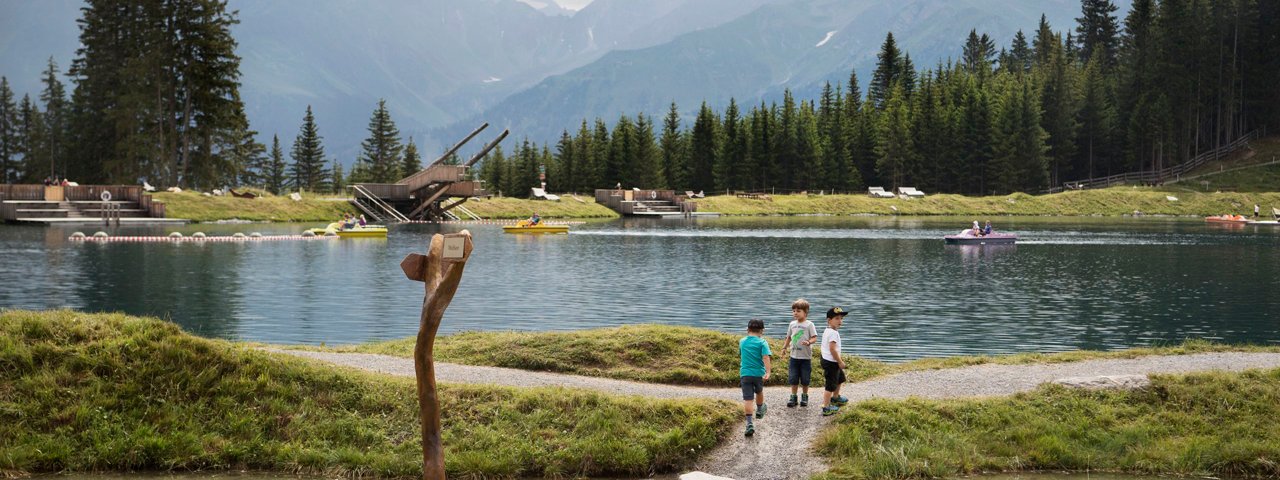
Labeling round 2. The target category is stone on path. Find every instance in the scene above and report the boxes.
[681,472,736,480]
[1052,374,1150,390]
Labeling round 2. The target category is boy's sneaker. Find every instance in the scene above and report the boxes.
[800,394,809,407]
[755,403,767,419]
[745,423,755,437]
[831,395,849,406]
[787,395,798,408]
[821,405,840,416]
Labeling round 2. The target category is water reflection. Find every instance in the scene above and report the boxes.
[2,216,1279,361]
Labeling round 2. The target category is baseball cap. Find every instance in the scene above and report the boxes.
[826,306,849,318]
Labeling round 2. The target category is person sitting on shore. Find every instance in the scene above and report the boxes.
[358,214,367,227]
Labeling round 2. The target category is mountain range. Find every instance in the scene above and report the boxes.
[0,0,1129,166]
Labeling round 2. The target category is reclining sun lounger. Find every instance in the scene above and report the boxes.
[868,187,895,198]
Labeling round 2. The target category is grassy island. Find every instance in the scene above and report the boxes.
[817,369,1280,479]
[0,310,734,478]
[154,191,356,223]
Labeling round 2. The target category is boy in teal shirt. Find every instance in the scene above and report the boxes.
[739,318,772,437]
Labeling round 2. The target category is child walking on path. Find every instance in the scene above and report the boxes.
[820,307,850,416]
[739,318,772,436]
[781,299,818,408]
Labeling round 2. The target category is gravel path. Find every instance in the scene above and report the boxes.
[263,349,1280,480]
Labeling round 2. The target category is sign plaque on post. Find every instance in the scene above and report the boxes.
[399,231,474,480]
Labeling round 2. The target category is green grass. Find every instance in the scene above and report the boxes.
[1173,135,1280,193]
[695,188,1280,217]
[312,325,1280,388]
[462,196,619,219]
[0,310,735,478]
[154,190,356,222]
[815,368,1280,480]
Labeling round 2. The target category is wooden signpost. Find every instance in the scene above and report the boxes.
[399,231,474,480]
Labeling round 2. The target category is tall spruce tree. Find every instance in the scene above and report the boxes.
[39,58,67,180]
[688,102,720,192]
[869,33,904,110]
[875,84,914,190]
[714,99,743,191]
[356,99,403,183]
[478,145,504,195]
[962,30,997,75]
[1038,36,1079,187]
[632,113,661,189]
[69,0,246,187]
[290,106,328,192]
[1010,31,1033,73]
[607,114,634,186]
[0,78,16,183]
[991,77,1049,193]
[17,95,45,182]
[265,135,287,194]
[659,102,687,189]
[1075,0,1121,69]
[590,118,610,189]
[553,130,575,191]
[1076,47,1117,178]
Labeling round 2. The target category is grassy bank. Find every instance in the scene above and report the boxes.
[319,325,1279,388]
[461,196,618,219]
[154,190,356,222]
[0,310,735,478]
[694,187,1280,217]
[816,368,1280,479]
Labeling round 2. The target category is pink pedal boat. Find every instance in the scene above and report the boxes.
[944,232,1018,245]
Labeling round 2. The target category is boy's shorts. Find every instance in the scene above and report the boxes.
[787,358,812,386]
[740,376,764,400]
[820,359,846,392]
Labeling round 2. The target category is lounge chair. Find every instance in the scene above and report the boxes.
[868,187,895,198]
[1274,207,1279,221]
[142,181,156,192]
[898,187,925,198]
[531,187,560,201]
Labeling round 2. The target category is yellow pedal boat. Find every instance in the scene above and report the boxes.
[305,222,388,238]
[502,221,568,234]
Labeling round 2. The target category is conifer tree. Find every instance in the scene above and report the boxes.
[714,99,744,191]
[875,84,914,190]
[1033,15,1057,68]
[688,102,720,192]
[0,77,16,183]
[747,102,776,190]
[265,135,287,194]
[553,130,575,192]
[330,160,345,194]
[869,33,903,110]
[607,114,634,186]
[590,118,610,188]
[962,30,997,74]
[17,95,45,182]
[632,113,661,189]
[991,78,1049,193]
[1038,36,1079,187]
[796,100,823,190]
[230,122,266,187]
[1009,31,1032,73]
[575,120,598,190]
[478,145,504,195]
[356,99,403,183]
[39,58,67,180]
[1076,48,1117,178]
[1075,0,1121,69]
[659,102,687,189]
[290,106,328,192]
[401,137,422,179]
[818,82,848,191]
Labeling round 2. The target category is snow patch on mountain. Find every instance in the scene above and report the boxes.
[815,30,836,47]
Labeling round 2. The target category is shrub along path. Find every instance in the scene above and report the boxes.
[267,349,1280,480]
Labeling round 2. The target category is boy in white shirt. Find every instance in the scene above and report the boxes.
[781,298,818,408]
[820,307,849,416]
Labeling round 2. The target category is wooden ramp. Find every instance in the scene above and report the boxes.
[353,124,507,222]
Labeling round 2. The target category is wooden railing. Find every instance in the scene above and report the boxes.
[65,185,142,201]
[398,165,468,193]
[353,183,409,201]
[0,184,45,201]
[1045,128,1264,193]
[353,184,409,223]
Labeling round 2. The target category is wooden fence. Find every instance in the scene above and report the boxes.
[0,184,44,201]
[1045,128,1265,193]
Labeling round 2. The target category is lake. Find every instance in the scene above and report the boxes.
[2,216,1277,362]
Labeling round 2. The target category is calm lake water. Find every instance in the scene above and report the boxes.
[2,216,1278,362]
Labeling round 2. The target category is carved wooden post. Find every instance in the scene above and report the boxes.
[400,231,474,480]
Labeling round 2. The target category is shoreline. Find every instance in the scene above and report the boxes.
[147,187,1280,223]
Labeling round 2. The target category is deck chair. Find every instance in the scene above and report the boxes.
[1274,207,1279,220]
[868,187,895,198]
